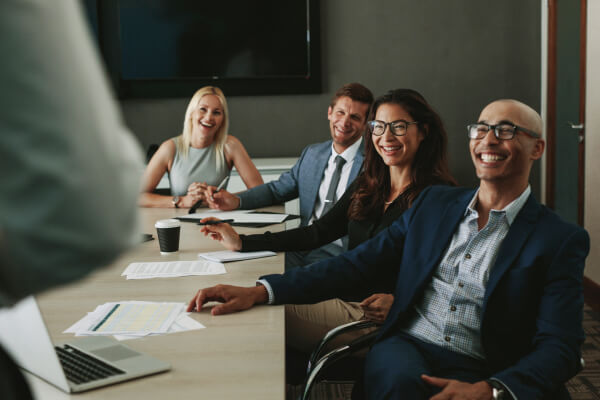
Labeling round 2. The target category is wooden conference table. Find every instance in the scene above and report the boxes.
[26,207,286,400]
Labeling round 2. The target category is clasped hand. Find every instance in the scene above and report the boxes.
[422,376,493,400]
[178,182,206,208]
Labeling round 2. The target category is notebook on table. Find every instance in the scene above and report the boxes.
[0,296,170,393]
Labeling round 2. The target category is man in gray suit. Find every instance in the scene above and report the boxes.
[206,83,373,269]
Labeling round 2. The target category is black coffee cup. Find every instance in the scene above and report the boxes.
[155,219,181,254]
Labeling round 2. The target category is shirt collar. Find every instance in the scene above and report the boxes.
[331,137,362,163]
[466,185,531,226]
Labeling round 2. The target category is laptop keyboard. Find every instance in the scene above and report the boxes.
[55,345,125,384]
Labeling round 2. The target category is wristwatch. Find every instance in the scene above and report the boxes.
[172,196,180,208]
[485,379,506,400]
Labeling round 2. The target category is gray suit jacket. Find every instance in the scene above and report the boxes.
[238,139,364,227]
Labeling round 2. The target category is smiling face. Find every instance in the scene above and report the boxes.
[327,96,369,153]
[190,94,224,144]
[371,103,424,169]
[470,100,544,189]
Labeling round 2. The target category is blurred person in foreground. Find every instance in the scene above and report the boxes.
[0,1,144,398]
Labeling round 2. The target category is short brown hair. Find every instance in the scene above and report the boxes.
[330,83,374,119]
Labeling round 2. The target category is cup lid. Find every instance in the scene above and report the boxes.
[155,218,181,228]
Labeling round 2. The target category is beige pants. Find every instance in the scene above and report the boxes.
[285,299,376,355]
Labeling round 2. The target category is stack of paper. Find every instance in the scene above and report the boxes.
[122,260,226,279]
[65,301,204,341]
[198,250,276,263]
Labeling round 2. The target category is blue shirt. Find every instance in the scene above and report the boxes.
[401,186,531,359]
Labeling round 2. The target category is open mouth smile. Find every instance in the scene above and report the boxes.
[478,152,507,163]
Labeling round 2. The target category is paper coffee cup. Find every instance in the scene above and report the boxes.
[155,219,181,254]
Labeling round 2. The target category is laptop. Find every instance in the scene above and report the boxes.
[0,296,170,393]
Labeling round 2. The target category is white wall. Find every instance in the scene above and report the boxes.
[585,1,600,283]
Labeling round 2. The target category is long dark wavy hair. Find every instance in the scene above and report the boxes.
[348,88,456,220]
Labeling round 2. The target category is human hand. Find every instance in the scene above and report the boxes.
[187,181,207,197]
[421,375,493,400]
[359,293,394,324]
[199,217,242,251]
[186,284,269,315]
[179,194,204,208]
[204,188,240,210]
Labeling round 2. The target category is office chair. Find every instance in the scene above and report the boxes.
[300,322,588,400]
[301,320,379,400]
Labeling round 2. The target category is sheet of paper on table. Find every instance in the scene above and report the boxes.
[122,260,226,279]
[65,301,185,336]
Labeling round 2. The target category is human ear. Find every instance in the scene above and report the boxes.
[530,139,545,160]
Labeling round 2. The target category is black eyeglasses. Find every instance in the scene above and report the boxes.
[467,123,541,140]
[368,120,419,136]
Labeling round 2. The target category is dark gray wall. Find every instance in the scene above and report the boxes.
[121,0,541,193]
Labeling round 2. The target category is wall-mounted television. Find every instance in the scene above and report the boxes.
[84,0,321,98]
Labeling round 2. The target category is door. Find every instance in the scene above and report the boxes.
[546,0,586,226]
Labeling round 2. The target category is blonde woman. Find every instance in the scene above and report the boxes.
[140,86,263,208]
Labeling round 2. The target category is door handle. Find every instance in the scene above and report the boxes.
[566,121,585,143]
[567,121,584,130]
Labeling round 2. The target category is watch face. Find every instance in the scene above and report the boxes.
[172,196,179,203]
[492,387,505,400]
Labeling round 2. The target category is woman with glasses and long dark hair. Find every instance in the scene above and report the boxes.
[199,88,456,353]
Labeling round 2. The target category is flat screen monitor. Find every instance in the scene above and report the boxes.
[84,0,321,97]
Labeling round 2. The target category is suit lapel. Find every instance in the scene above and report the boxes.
[415,190,475,286]
[392,190,475,317]
[483,195,541,306]
[381,189,475,338]
[303,144,331,218]
[347,141,364,186]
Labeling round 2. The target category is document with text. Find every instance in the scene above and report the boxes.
[65,301,184,336]
[122,260,226,279]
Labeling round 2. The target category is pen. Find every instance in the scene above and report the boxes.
[197,219,234,226]
[189,176,229,214]
[212,176,230,198]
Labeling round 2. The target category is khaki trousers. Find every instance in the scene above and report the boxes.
[285,299,376,355]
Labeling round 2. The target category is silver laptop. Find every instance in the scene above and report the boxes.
[0,296,170,393]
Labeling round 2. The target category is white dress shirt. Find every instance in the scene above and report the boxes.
[310,137,363,223]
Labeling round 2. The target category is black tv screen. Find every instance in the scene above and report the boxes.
[85,0,321,97]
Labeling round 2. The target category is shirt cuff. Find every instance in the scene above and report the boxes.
[489,377,516,400]
[236,195,242,209]
[256,279,274,304]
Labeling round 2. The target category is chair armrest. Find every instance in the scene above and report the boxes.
[302,345,350,400]
[307,320,378,375]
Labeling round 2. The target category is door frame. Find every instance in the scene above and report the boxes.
[542,0,586,226]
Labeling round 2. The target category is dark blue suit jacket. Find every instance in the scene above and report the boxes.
[263,185,589,399]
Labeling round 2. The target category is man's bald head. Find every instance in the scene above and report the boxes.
[479,99,543,136]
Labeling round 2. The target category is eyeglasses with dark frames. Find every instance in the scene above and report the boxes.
[467,123,541,140]
[368,119,419,136]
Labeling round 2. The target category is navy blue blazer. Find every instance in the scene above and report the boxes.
[263,185,589,399]
[237,139,364,227]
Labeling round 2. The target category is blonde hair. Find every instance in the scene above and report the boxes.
[175,86,229,167]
